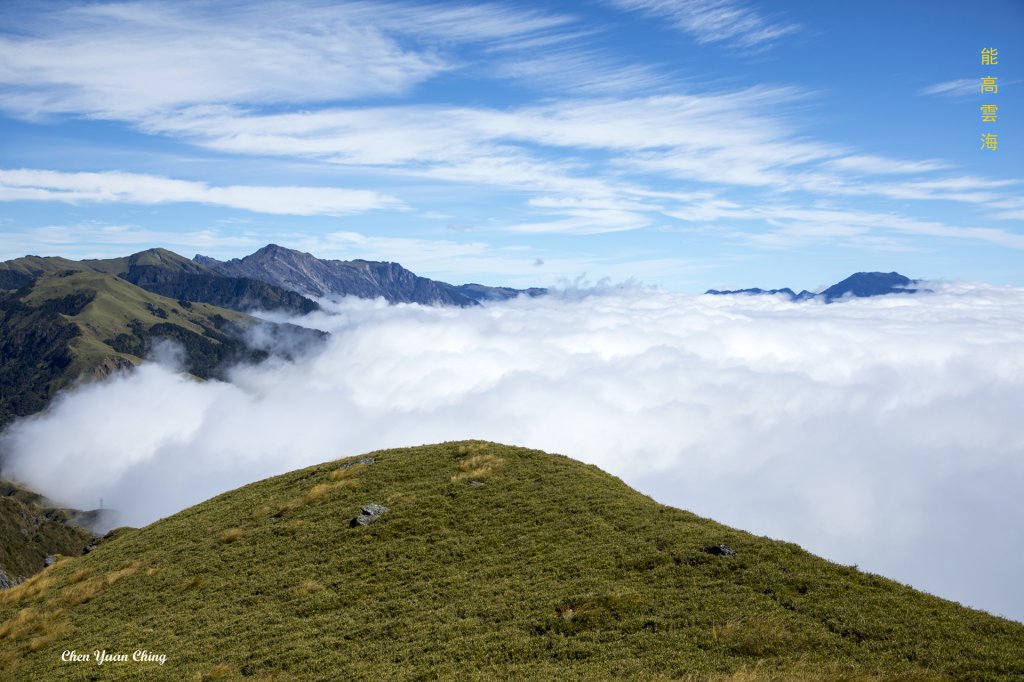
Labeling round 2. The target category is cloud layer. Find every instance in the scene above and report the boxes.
[3,285,1024,622]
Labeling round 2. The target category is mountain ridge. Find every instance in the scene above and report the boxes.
[706,272,926,303]
[196,243,547,306]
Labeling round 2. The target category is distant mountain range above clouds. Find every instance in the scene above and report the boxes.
[195,244,547,307]
[706,272,929,303]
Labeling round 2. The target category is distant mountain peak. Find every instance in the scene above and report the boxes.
[706,271,926,303]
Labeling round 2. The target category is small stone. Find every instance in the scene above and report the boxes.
[468,480,485,488]
[44,555,57,567]
[701,544,736,557]
[350,503,389,527]
[82,544,98,554]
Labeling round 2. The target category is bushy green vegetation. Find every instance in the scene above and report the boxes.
[1,441,1020,680]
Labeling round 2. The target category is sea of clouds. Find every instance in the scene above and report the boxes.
[2,283,1023,621]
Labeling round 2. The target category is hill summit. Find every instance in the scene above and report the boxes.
[2,442,1020,680]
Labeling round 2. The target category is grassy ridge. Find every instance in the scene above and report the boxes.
[0,271,262,429]
[0,441,1020,680]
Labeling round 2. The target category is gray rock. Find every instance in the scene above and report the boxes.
[340,457,375,470]
[701,544,736,557]
[44,555,57,567]
[350,503,389,527]
[0,569,24,589]
[468,480,485,488]
[82,544,98,554]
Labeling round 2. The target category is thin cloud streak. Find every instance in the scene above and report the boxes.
[0,1,576,118]
[0,168,402,216]
[607,0,799,48]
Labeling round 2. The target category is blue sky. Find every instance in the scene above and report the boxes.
[1,0,1021,291]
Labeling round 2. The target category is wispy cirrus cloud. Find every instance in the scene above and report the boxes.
[918,79,979,98]
[607,0,799,49]
[0,1,575,118]
[0,168,402,216]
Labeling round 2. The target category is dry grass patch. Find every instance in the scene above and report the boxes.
[452,454,505,482]
[713,615,799,657]
[0,572,53,607]
[67,567,95,585]
[251,505,274,521]
[220,528,244,544]
[303,483,333,504]
[0,605,70,663]
[105,561,144,586]
[290,580,324,598]
[329,464,366,481]
[60,579,101,606]
[184,576,208,590]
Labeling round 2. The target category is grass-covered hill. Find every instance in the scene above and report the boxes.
[0,270,321,430]
[2,441,1020,680]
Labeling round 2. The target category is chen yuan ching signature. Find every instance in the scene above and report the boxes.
[61,649,167,666]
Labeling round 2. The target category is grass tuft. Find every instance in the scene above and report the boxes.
[451,453,505,482]
[67,567,95,585]
[219,528,244,544]
[329,464,365,481]
[290,580,324,598]
[303,483,333,504]
[714,615,797,657]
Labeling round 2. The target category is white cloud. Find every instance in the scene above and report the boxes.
[0,3,438,118]
[666,202,1024,250]
[0,1,578,119]
[3,285,1024,622]
[824,155,952,175]
[0,168,402,216]
[607,0,799,49]
[918,79,979,97]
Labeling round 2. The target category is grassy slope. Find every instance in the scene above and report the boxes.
[0,488,94,580]
[1,441,1020,681]
[22,271,247,377]
[0,271,253,431]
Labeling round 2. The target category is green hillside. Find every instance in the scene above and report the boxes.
[0,271,265,429]
[0,480,95,583]
[1,442,1020,680]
